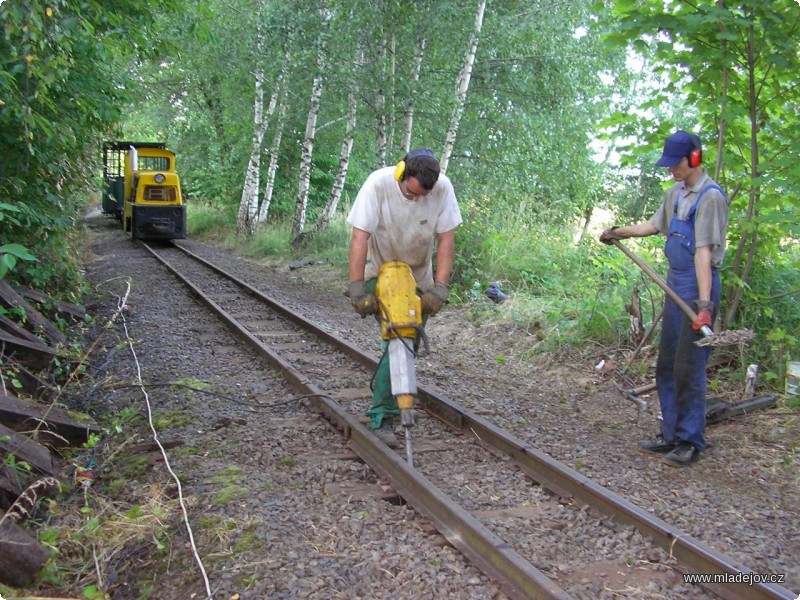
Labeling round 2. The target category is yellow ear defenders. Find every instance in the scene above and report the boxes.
[394,148,435,181]
[393,161,406,182]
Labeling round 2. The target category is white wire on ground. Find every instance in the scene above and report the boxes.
[108,277,213,600]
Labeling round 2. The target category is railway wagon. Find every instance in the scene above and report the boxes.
[102,141,186,240]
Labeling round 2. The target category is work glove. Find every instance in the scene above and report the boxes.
[599,227,620,245]
[420,282,450,317]
[349,280,378,318]
[692,299,714,332]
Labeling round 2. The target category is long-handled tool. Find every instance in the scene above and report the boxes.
[611,240,754,347]
[614,382,648,410]
[374,261,425,466]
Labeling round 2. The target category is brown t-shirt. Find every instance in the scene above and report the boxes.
[651,170,729,267]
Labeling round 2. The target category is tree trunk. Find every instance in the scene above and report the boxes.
[257,59,290,226]
[627,287,645,344]
[400,36,427,153]
[313,46,362,235]
[293,12,330,235]
[439,0,486,174]
[257,87,287,226]
[714,0,729,182]
[374,31,388,168]
[724,18,760,329]
[237,62,266,236]
[577,202,592,245]
[386,32,396,156]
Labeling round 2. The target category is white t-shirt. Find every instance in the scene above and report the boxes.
[347,166,462,291]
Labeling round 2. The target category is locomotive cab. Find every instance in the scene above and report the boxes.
[102,141,165,221]
[121,145,186,240]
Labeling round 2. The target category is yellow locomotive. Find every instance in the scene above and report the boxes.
[102,141,186,240]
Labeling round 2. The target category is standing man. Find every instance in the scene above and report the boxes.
[347,148,462,448]
[600,130,729,466]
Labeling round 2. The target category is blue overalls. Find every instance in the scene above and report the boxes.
[655,185,723,451]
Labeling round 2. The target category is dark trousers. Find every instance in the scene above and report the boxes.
[655,269,720,451]
[656,297,712,450]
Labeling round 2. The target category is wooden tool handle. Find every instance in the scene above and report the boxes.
[611,240,713,337]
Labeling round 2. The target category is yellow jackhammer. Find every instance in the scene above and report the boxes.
[374,261,424,466]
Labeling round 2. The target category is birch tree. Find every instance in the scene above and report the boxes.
[313,45,364,234]
[237,14,267,236]
[386,32,397,157]
[257,65,288,225]
[439,0,486,174]
[373,31,389,168]
[292,7,331,235]
[399,36,427,154]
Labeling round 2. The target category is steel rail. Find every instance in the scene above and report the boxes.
[162,241,797,600]
[143,242,573,600]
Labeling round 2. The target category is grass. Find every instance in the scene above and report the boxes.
[187,202,351,270]
[212,485,248,506]
[24,482,177,598]
[152,409,194,431]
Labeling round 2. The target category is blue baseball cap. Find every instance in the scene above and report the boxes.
[655,131,701,167]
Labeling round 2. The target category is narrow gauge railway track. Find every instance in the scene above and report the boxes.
[141,240,795,600]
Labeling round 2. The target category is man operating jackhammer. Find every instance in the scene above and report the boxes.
[347,148,462,454]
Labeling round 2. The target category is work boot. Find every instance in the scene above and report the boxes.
[638,435,676,453]
[372,419,398,449]
[662,442,699,467]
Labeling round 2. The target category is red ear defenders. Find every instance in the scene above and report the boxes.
[688,145,702,168]
[394,148,435,181]
[681,131,703,168]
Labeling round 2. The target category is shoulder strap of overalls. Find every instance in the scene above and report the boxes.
[675,184,726,215]
[691,184,726,214]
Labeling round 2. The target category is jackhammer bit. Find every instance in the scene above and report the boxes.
[388,336,418,466]
[397,394,416,466]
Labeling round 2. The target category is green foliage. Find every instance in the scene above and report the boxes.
[119,0,616,235]
[452,0,620,217]
[0,242,36,279]
[3,435,33,486]
[0,0,185,294]
[82,433,101,450]
[455,196,662,347]
[602,0,800,330]
[187,202,238,239]
[188,198,351,270]
[731,245,800,385]
[152,410,193,431]
[250,226,294,257]
[448,187,792,381]
[251,215,350,267]
[293,215,351,264]
[1,0,796,392]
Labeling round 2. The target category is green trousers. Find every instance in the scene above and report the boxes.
[365,278,427,429]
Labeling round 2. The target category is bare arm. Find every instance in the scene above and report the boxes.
[349,227,370,282]
[609,220,660,239]
[434,229,456,285]
[694,245,712,303]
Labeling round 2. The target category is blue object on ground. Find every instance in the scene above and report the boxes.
[485,282,508,304]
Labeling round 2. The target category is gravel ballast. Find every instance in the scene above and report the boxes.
[35,213,797,600]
